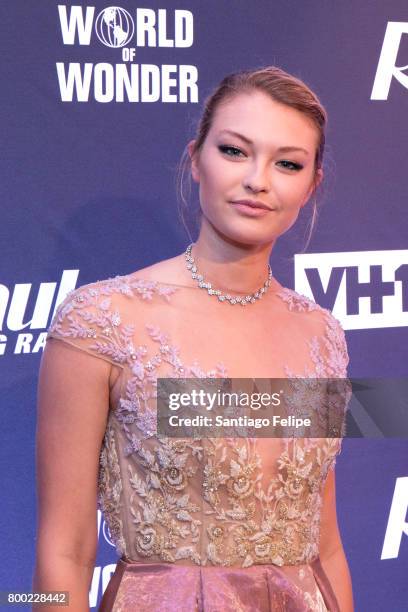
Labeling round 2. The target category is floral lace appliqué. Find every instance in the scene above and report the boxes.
[47,277,349,571]
[48,275,179,367]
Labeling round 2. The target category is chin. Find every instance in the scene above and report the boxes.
[213,223,276,248]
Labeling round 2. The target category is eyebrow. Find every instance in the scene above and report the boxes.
[218,129,310,155]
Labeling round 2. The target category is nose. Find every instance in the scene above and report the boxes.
[243,160,271,193]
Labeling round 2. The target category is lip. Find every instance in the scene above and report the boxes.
[232,199,273,210]
[230,200,274,217]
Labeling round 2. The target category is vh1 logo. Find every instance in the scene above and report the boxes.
[294,250,408,330]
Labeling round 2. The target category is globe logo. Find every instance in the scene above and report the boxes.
[95,7,134,48]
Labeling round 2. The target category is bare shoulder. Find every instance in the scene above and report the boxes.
[129,253,190,285]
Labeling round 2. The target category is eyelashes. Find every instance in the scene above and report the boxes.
[218,144,245,157]
[278,160,304,171]
[217,144,304,171]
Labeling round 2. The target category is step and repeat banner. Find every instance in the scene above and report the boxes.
[1,2,407,610]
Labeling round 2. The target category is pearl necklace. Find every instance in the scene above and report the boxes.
[185,243,273,305]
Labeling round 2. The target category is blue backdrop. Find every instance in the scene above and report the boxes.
[1,2,407,610]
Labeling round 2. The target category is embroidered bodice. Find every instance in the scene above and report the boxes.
[46,272,349,572]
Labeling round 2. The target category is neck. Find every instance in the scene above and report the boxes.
[190,228,275,295]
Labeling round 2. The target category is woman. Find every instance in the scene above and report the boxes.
[34,66,354,611]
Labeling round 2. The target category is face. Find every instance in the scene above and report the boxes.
[188,90,323,247]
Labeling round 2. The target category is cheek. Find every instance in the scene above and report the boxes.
[198,161,230,200]
[274,174,313,207]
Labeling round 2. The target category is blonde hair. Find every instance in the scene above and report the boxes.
[176,66,328,251]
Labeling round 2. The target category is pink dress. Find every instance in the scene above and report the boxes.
[46,271,350,612]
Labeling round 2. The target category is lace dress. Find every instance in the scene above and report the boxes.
[45,271,350,612]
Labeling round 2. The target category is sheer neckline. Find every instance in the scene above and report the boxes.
[92,272,331,380]
[104,271,322,315]
[111,271,311,307]
[124,270,287,296]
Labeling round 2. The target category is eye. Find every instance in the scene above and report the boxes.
[277,160,304,171]
[218,144,246,158]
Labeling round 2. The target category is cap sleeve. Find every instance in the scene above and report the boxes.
[46,281,134,369]
[321,311,350,379]
[319,312,351,470]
